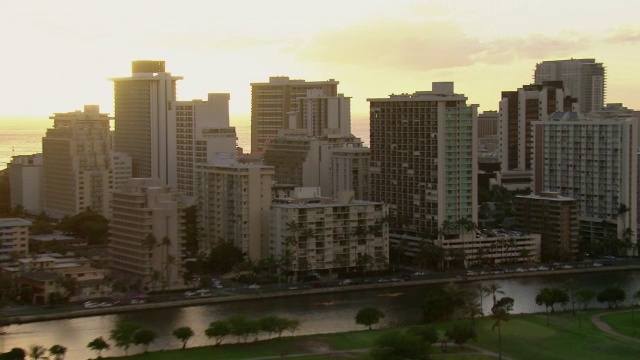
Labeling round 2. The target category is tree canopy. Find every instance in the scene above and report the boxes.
[355,307,385,330]
[172,326,195,349]
[57,209,109,244]
[597,286,626,308]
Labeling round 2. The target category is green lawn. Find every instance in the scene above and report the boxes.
[106,311,640,360]
[470,312,640,360]
[601,311,640,339]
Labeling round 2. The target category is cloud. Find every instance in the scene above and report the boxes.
[606,24,640,43]
[294,20,592,71]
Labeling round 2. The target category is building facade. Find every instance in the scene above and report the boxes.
[515,192,579,261]
[195,162,274,260]
[170,93,236,199]
[8,154,43,214]
[534,112,638,254]
[264,134,363,198]
[368,82,478,254]
[534,58,605,113]
[269,188,388,276]
[111,60,182,180]
[108,178,186,290]
[331,145,370,201]
[251,76,338,154]
[42,105,113,218]
[0,218,31,257]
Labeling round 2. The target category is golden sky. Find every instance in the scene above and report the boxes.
[2,0,639,121]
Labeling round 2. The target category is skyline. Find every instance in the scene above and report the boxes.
[2,0,640,120]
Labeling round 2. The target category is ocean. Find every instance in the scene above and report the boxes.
[0,116,370,170]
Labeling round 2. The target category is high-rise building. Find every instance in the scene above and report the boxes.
[264,134,363,198]
[515,192,579,261]
[288,90,352,137]
[251,76,338,154]
[534,59,605,113]
[269,188,388,275]
[534,112,638,254]
[111,60,182,180]
[170,93,236,199]
[111,152,132,190]
[108,178,186,289]
[8,154,43,214]
[195,162,274,260]
[42,105,112,218]
[368,82,478,253]
[477,110,498,139]
[498,81,571,173]
[331,145,370,200]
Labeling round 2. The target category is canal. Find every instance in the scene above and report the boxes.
[1,269,639,359]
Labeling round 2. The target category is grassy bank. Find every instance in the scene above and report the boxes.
[602,311,640,339]
[103,310,640,360]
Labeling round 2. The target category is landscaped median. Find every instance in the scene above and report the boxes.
[104,310,640,360]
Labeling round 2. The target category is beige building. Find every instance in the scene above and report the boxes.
[270,188,389,276]
[111,152,132,190]
[0,218,31,258]
[331,145,370,200]
[264,134,364,198]
[195,162,274,260]
[251,76,339,154]
[515,192,579,261]
[42,105,113,218]
[5,253,110,303]
[449,231,542,266]
[8,154,43,214]
[111,60,182,180]
[170,93,236,200]
[108,178,186,290]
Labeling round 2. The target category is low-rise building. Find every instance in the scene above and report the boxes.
[0,218,32,258]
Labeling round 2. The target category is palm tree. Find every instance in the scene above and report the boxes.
[491,306,510,360]
[475,283,489,315]
[164,254,176,290]
[28,345,46,360]
[87,336,110,358]
[487,282,505,307]
[462,292,482,329]
[48,344,67,360]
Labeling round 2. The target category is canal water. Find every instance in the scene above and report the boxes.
[2,270,639,359]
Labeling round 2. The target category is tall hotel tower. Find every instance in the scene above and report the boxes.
[42,105,112,218]
[534,59,605,113]
[251,76,338,154]
[368,82,478,251]
[111,61,183,180]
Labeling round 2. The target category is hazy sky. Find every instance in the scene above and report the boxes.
[2,0,639,121]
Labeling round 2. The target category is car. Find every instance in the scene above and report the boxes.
[248,284,261,289]
[98,302,113,307]
[130,299,146,304]
[83,301,99,309]
[412,271,426,276]
[538,266,549,271]
[561,264,574,269]
[593,262,603,267]
[466,271,478,276]
[183,291,197,297]
[516,268,526,273]
[113,300,128,306]
[339,279,353,286]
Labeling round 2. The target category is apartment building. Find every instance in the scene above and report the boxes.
[0,218,31,257]
[42,105,112,218]
[368,82,478,255]
[269,188,388,276]
[108,178,186,289]
[8,154,43,214]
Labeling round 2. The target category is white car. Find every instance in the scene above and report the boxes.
[248,284,261,289]
[83,301,99,309]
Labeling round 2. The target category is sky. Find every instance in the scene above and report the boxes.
[1,0,640,124]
